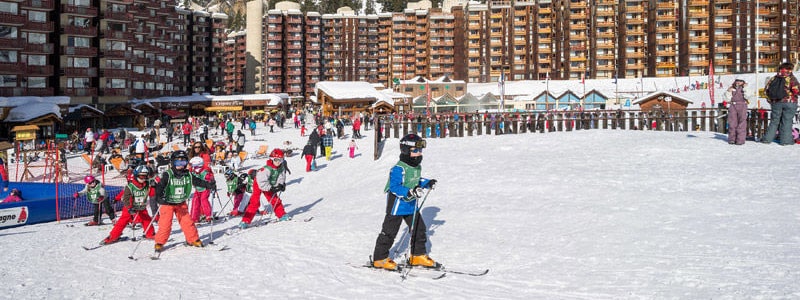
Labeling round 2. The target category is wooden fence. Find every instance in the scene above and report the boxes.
[373,108,774,159]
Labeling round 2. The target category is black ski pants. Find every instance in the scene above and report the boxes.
[93,200,116,223]
[373,194,428,261]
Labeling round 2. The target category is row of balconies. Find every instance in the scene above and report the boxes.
[22,0,55,10]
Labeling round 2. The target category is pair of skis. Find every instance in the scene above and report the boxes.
[353,258,489,280]
[147,242,230,260]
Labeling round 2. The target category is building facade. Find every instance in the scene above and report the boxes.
[0,0,226,106]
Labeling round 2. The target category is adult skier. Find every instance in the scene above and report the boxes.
[371,134,438,270]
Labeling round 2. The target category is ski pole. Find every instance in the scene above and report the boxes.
[214,191,233,220]
[129,211,140,241]
[208,190,217,245]
[392,188,432,259]
[128,205,160,260]
[256,191,279,224]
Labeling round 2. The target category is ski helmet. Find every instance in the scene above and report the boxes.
[189,156,204,168]
[224,168,236,180]
[400,134,426,155]
[132,165,149,177]
[84,175,96,184]
[171,150,189,168]
[269,148,285,159]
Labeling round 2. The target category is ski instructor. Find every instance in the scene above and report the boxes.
[371,134,438,271]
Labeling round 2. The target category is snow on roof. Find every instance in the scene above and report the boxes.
[212,13,229,19]
[0,96,70,107]
[315,81,393,103]
[68,104,104,115]
[129,94,285,106]
[5,102,61,122]
[467,72,773,109]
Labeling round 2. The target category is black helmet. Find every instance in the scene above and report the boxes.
[224,168,235,179]
[132,165,149,177]
[400,134,426,155]
[171,150,188,161]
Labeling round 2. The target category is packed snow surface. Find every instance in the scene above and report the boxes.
[2,124,800,299]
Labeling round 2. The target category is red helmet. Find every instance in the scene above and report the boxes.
[269,148,284,159]
[84,175,96,184]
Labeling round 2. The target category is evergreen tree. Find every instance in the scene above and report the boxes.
[377,0,406,13]
[298,0,319,13]
[364,0,376,14]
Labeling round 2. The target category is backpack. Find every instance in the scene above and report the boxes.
[766,77,788,100]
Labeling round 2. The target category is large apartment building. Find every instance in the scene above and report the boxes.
[233,0,797,98]
[0,0,226,106]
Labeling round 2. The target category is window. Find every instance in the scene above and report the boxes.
[0,26,17,39]
[132,65,144,74]
[133,81,144,89]
[68,57,90,67]
[108,59,125,69]
[27,32,46,44]
[67,78,90,88]
[68,37,90,48]
[0,50,17,63]
[26,77,46,88]
[108,40,126,51]
[28,11,46,22]
[0,2,17,14]
[27,55,46,66]
[110,78,126,88]
[0,75,16,87]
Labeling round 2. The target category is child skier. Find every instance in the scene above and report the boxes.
[301,142,316,172]
[153,150,216,251]
[371,134,438,270]
[100,165,155,244]
[348,139,358,158]
[239,149,290,229]
[225,169,244,217]
[74,175,115,226]
[189,157,214,223]
[300,124,306,137]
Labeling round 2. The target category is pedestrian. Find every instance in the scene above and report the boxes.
[132,134,147,160]
[166,122,174,143]
[74,175,115,226]
[348,139,358,158]
[322,130,334,161]
[723,78,752,145]
[181,121,193,147]
[353,117,362,138]
[268,117,277,133]
[301,142,316,172]
[761,62,800,145]
[371,134,438,270]
[0,156,8,192]
[153,150,215,252]
[226,119,235,143]
[1,188,22,203]
[188,141,212,171]
[300,124,306,137]
[249,119,257,136]
[238,149,291,229]
[100,165,156,244]
[188,157,214,223]
[236,130,246,153]
[84,128,95,154]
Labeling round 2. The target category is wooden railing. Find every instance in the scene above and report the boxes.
[372,109,776,159]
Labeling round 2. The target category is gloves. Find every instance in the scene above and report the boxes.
[270,184,285,193]
[407,186,424,200]
[424,179,437,190]
[73,193,79,198]
[127,207,138,215]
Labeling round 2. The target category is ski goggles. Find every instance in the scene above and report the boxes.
[173,160,188,167]
[271,157,284,164]
[410,148,423,153]
[400,139,426,149]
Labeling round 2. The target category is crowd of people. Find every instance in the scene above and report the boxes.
[59,107,375,254]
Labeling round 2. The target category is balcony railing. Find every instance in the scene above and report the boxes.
[63,46,98,56]
[62,4,98,16]
[62,87,97,97]
[21,0,55,10]
[63,25,97,36]
[27,65,54,75]
[23,43,54,54]
[63,67,98,77]
[102,88,131,96]
[104,11,133,22]
[22,21,54,32]
[102,68,130,78]
[0,62,25,73]
[0,12,26,25]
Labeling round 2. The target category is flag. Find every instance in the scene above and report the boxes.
[498,72,505,111]
[709,60,715,107]
[425,79,431,116]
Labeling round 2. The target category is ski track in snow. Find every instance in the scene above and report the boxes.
[2,124,800,298]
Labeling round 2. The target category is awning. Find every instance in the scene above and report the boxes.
[250,110,265,114]
[162,109,186,118]
[11,125,40,132]
[205,106,243,112]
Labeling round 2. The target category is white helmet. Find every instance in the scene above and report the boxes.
[189,157,204,168]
